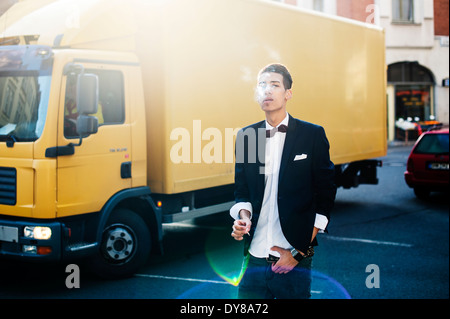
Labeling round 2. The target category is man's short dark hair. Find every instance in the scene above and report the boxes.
[259,63,293,90]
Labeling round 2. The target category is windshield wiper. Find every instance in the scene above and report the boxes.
[1,132,39,146]
[0,134,18,147]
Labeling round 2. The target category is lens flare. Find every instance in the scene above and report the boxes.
[204,227,249,287]
[206,251,249,287]
[201,224,351,298]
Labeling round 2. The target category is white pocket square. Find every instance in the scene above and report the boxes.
[294,154,308,161]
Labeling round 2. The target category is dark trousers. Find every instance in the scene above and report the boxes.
[238,254,312,299]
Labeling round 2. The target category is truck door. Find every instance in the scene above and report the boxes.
[56,66,132,218]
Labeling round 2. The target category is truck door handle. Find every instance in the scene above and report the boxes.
[121,162,132,179]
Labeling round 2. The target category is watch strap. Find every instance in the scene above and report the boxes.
[291,246,315,262]
[290,248,303,262]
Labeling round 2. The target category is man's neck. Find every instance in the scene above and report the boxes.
[265,110,288,128]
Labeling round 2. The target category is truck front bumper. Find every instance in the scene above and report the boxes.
[0,217,63,261]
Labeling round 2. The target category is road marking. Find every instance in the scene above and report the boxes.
[383,162,406,167]
[135,273,229,285]
[165,223,414,248]
[163,222,227,231]
[324,235,413,247]
[135,274,321,294]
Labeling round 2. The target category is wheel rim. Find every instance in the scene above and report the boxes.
[102,224,136,263]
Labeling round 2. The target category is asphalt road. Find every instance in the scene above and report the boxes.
[0,144,448,300]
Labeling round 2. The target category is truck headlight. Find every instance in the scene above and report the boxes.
[24,226,52,240]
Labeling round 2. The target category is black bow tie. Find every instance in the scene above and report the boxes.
[266,124,288,138]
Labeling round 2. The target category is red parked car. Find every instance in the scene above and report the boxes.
[404,128,449,199]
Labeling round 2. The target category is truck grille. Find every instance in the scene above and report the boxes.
[0,167,17,205]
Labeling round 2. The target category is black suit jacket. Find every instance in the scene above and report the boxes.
[234,115,337,255]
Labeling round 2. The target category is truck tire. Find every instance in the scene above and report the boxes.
[90,208,151,279]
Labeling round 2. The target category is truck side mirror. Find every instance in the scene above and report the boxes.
[77,115,98,136]
[77,73,99,115]
[76,73,99,137]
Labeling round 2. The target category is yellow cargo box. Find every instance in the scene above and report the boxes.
[1,0,386,195]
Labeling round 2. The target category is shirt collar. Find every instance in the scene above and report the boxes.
[265,112,289,130]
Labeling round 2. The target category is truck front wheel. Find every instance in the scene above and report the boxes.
[90,208,151,279]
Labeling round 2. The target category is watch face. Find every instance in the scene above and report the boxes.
[306,246,315,257]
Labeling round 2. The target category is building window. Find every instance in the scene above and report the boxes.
[313,0,324,12]
[392,0,414,23]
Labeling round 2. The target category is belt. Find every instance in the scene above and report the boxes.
[247,254,279,265]
[250,247,314,264]
[266,255,280,263]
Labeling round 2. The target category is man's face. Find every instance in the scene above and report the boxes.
[256,72,292,114]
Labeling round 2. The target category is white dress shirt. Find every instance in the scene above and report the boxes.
[230,113,328,258]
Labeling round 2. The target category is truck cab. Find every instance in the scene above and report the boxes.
[0,44,161,277]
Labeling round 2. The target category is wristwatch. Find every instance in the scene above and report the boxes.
[291,246,314,262]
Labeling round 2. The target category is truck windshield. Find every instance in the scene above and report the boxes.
[0,45,53,143]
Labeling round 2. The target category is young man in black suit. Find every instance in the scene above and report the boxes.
[230,64,336,299]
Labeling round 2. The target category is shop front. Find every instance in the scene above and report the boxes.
[387,62,440,142]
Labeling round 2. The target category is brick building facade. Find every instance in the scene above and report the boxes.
[434,0,449,36]
[275,0,449,139]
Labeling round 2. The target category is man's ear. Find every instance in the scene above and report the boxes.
[285,89,293,101]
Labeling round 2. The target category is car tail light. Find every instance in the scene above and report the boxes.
[407,158,414,172]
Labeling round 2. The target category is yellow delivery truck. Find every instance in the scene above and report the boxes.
[0,0,386,277]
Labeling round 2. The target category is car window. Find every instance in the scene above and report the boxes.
[414,133,449,155]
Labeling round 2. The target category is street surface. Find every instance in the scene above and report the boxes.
[0,144,448,299]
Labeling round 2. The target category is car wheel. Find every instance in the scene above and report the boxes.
[414,187,430,200]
